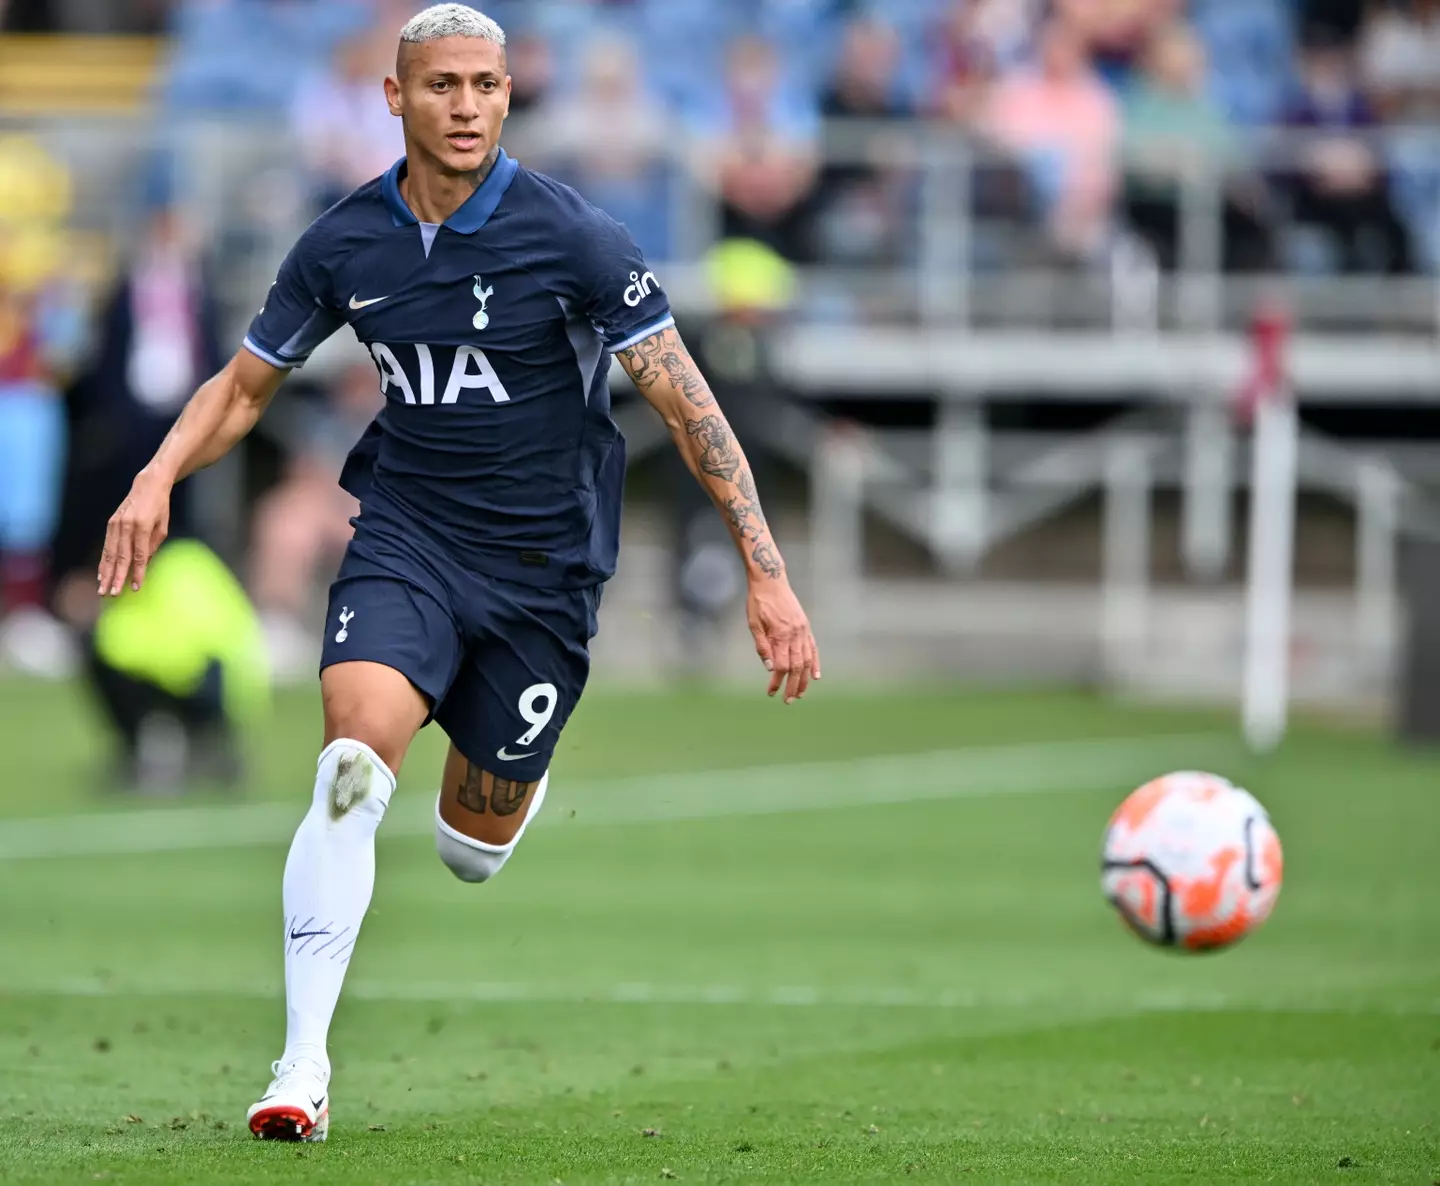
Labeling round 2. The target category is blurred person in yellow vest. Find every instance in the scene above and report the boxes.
[665,238,796,673]
[84,538,271,794]
[0,133,87,677]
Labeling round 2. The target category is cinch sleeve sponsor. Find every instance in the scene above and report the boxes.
[574,211,675,353]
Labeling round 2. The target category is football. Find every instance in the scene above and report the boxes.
[1101,771,1283,952]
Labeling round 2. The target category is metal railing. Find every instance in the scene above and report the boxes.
[804,407,1428,702]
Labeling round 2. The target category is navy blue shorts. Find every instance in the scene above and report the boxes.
[319,519,601,782]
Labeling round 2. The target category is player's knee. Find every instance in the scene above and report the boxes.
[321,664,428,774]
[322,687,396,754]
[435,819,513,883]
[326,721,404,775]
[315,738,395,821]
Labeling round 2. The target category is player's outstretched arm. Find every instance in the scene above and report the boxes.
[98,347,288,597]
[618,327,820,702]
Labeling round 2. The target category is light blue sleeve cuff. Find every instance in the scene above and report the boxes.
[608,315,676,354]
[242,336,300,370]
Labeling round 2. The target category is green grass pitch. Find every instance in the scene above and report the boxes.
[0,676,1435,1184]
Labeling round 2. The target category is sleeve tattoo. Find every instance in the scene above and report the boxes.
[619,329,783,580]
[618,331,715,409]
[684,414,741,482]
[723,469,769,544]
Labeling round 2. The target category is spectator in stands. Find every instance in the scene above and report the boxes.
[247,359,379,682]
[292,25,405,212]
[505,28,555,116]
[689,35,821,263]
[0,134,84,678]
[1281,31,1415,273]
[964,0,1043,73]
[928,0,1004,127]
[1361,0,1440,271]
[979,15,1120,261]
[161,0,378,281]
[1298,0,1366,45]
[1055,0,1182,89]
[823,17,911,126]
[525,32,673,262]
[923,0,1043,270]
[1362,0,1440,119]
[163,0,374,117]
[814,17,913,266]
[491,28,556,162]
[50,186,223,635]
[1189,0,1297,127]
[1122,22,1273,272]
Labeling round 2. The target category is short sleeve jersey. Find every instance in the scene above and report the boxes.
[244,149,673,588]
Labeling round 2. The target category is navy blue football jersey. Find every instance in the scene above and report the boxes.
[244,148,673,588]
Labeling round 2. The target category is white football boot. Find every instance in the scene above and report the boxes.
[246,1058,330,1141]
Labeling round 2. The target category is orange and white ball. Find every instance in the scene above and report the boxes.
[1101,771,1283,952]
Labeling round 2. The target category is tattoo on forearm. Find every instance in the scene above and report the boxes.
[618,335,660,389]
[715,463,786,579]
[685,414,741,482]
[621,326,784,580]
[686,425,785,579]
[750,539,784,579]
[662,350,715,408]
[618,329,715,408]
[456,764,535,816]
[722,469,768,542]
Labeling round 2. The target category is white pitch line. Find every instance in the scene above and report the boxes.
[0,732,1234,863]
[2,976,1434,1016]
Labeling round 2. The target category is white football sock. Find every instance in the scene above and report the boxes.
[434,771,549,883]
[279,738,394,1073]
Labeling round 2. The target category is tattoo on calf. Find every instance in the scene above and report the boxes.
[458,763,488,813]
[456,763,535,817]
[489,776,530,817]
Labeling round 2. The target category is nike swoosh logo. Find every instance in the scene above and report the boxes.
[289,929,330,941]
[349,294,389,309]
[310,1097,326,1111]
[496,747,537,761]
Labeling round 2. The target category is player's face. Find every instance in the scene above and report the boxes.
[388,37,511,175]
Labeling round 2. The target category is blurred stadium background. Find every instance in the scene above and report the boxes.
[2,0,1440,700]
[0,1,1436,1181]
[4,0,1440,709]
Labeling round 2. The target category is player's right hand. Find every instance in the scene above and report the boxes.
[99,469,173,597]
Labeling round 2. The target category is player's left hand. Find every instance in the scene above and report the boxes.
[746,577,821,704]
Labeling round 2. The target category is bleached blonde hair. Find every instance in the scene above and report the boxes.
[399,4,506,49]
